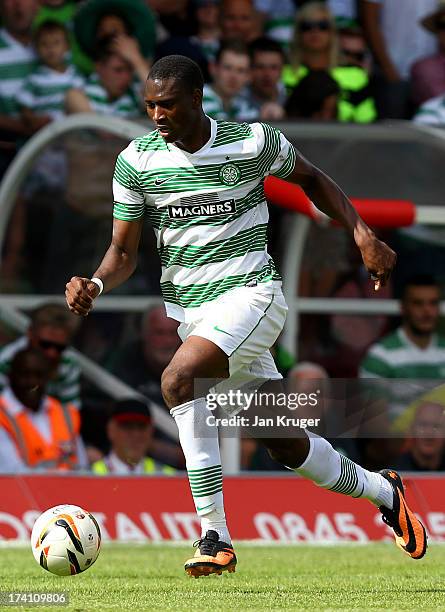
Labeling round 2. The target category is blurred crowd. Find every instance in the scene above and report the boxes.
[1,0,445,164]
[1,274,445,475]
[1,0,445,474]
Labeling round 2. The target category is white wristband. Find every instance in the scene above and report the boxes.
[90,277,104,296]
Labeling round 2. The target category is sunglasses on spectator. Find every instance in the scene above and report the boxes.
[299,20,331,33]
[342,49,366,62]
[38,339,67,353]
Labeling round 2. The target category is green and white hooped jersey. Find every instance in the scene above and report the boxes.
[84,73,142,118]
[112,118,296,322]
[16,64,84,120]
[0,28,37,116]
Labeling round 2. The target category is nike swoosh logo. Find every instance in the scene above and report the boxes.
[352,483,365,498]
[196,502,214,512]
[154,175,177,186]
[214,325,234,337]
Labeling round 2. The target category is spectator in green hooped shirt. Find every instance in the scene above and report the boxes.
[33,0,91,75]
[35,0,156,77]
[282,1,377,123]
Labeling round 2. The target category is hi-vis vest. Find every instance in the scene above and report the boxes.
[0,396,80,469]
[92,456,176,475]
[282,64,377,123]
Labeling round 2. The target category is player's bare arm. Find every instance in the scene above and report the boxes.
[65,217,143,316]
[285,151,397,290]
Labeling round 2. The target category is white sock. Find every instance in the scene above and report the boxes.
[295,432,393,509]
[171,397,232,543]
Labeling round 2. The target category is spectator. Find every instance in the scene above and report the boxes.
[91,399,176,474]
[414,92,445,125]
[65,38,143,118]
[395,400,445,470]
[0,348,86,472]
[190,0,221,64]
[73,0,155,79]
[16,21,84,133]
[361,0,437,118]
[0,303,81,408]
[220,0,262,43]
[360,275,445,421]
[253,0,295,49]
[0,0,38,174]
[108,306,180,406]
[339,24,372,73]
[285,69,340,120]
[283,2,377,123]
[107,306,184,468]
[411,1,445,107]
[245,36,287,120]
[203,39,257,121]
[148,0,194,38]
[33,0,90,75]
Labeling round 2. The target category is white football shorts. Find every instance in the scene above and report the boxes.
[177,284,288,412]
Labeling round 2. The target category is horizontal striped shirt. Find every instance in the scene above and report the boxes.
[16,64,84,119]
[0,336,81,408]
[202,84,258,122]
[85,73,142,118]
[0,28,37,116]
[359,327,445,419]
[112,118,297,322]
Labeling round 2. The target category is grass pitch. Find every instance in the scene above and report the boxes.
[1,543,445,611]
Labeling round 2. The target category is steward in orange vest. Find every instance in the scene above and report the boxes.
[0,348,81,470]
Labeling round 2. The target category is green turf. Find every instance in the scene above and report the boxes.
[1,543,445,611]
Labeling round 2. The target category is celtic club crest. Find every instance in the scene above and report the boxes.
[219,162,241,186]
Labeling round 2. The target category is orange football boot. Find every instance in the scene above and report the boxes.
[379,469,427,559]
[184,530,237,578]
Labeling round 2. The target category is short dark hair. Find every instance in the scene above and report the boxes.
[402,274,440,299]
[93,35,122,63]
[34,20,69,45]
[215,39,250,64]
[30,303,78,335]
[249,36,286,63]
[148,55,204,93]
[285,70,339,118]
[10,347,51,373]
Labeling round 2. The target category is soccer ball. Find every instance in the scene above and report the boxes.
[31,504,101,576]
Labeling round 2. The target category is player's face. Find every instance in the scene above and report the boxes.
[36,30,68,70]
[144,77,202,143]
[401,286,440,336]
[251,51,283,98]
[213,50,250,98]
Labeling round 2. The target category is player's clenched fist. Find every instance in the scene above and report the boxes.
[65,276,100,316]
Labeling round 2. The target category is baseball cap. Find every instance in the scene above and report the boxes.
[111,399,152,424]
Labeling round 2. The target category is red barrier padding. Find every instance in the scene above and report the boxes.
[264,176,416,228]
[1,474,444,542]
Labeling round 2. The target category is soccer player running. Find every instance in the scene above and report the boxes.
[65,55,427,576]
